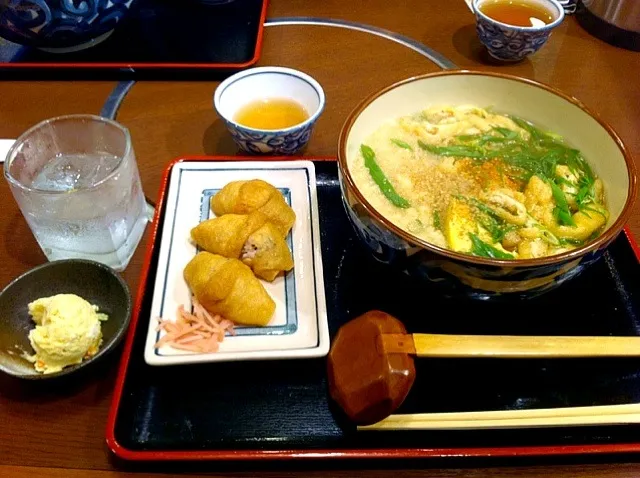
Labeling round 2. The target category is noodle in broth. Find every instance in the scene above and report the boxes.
[349,105,608,260]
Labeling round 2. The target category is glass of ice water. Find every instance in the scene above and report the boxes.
[4,114,149,271]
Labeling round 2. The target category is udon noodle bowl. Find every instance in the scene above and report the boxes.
[348,105,609,260]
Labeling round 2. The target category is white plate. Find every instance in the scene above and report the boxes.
[143,160,329,365]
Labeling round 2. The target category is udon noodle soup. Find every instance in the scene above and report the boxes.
[349,105,608,260]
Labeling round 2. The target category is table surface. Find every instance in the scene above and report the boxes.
[1,1,639,476]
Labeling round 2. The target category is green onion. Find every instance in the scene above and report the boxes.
[479,218,506,243]
[575,183,593,207]
[361,144,410,209]
[456,133,480,142]
[469,233,514,259]
[433,210,441,230]
[555,177,575,187]
[508,115,550,142]
[418,140,487,159]
[455,195,504,240]
[587,230,601,242]
[558,237,584,246]
[492,126,519,140]
[574,174,598,210]
[550,181,576,226]
[538,227,560,246]
[466,197,513,242]
[390,138,413,151]
[407,218,424,234]
[466,197,499,218]
[581,205,608,219]
[423,115,596,203]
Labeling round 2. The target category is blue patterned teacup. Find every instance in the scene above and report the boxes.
[472,0,565,62]
[213,66,326,155]
[0,0,136,52]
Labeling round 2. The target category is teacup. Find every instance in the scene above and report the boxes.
[213,66,325,155]
[472,0,565,62]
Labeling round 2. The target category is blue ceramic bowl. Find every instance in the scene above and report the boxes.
[0,0,135,52]
[338,71,637,300]
[472,0,565,62]
[213,66,326,155]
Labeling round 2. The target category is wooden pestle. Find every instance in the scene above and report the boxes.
[327,310,640,426]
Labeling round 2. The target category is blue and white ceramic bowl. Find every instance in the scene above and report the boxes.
[338,71,637,300]
[0,0,135,52]
[213,66,325,155]
[472,0,565,62]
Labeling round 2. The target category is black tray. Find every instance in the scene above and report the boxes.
[107,158,640,461]
[0,0,267,79]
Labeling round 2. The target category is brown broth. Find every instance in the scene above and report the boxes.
[480,0,554,27]
[234,97,309,130]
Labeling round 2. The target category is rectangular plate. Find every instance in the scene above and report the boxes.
[143,160,329,365]
[107,157,640,461]
[0,0,267,73]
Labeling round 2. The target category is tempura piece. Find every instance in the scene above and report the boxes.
[183,252,275,327]
[190,211,294,281]
[211,179,296,236]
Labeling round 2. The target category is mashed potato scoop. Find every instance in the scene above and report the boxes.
[26,294,108,374]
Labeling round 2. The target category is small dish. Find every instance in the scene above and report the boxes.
[143,160,329,365]
[472,0,565,62]
[213,66,325,155]
[0,259,132,379]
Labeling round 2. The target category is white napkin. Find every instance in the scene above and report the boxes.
[0,139,15,163]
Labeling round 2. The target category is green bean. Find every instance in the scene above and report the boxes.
[361,144,410,208]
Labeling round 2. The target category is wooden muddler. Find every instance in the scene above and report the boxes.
[327,310,640,426]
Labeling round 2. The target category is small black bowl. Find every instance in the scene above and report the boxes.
[0,259,132,379]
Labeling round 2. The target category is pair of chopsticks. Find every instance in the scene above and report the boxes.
[358,403,640,431]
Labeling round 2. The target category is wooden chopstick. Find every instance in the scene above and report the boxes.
[358,414,640,430]
[357,403,640,431]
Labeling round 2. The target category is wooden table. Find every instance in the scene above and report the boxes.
[1,1,639,476]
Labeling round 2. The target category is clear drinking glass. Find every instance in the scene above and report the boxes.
[4,114,149,271]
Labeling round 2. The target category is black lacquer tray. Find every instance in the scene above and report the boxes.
[0,0,267,79]
[107,157,640,461]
